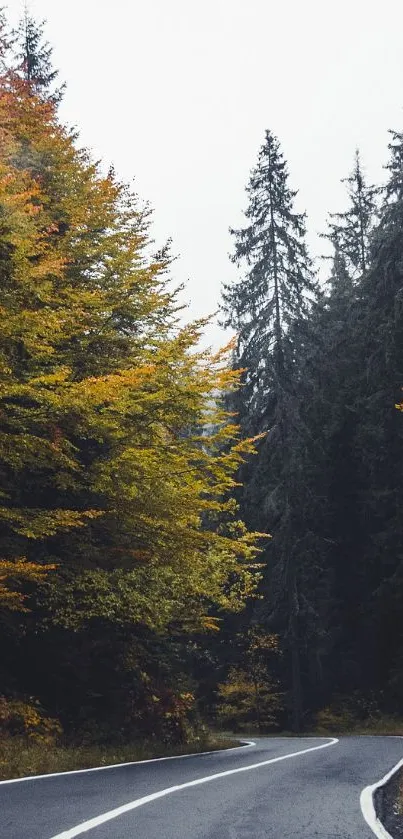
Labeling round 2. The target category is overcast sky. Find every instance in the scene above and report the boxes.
[8,0,403,346]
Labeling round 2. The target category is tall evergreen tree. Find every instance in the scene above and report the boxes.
[221,130,317,730]
[14,10,64,102]
[221,131,316,427]
[322,150,378,278]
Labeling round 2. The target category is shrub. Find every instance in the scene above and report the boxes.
[217,666,283,731]
[0,696,62,745]
[316,705,356,733]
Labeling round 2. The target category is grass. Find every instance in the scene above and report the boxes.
[316,716,403,737]
[219,715,403,738]
[0,733,241,782]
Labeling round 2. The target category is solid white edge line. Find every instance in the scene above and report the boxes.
[47,737,338,839]
[360,749,403,839]
[0,739,256,786]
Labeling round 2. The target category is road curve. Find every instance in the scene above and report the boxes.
[1,736,402,839]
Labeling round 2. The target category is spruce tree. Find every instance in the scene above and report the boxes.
[222,130,316,431]
[323,150,378,278]
[14,10,64,102]
[221,130,316,731]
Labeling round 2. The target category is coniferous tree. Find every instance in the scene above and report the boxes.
[14,10,64,102]
[222,130,316,432]
[322,150,378,278]
[221,130,317,731]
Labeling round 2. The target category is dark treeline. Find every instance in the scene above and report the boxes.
[220,127,403,732]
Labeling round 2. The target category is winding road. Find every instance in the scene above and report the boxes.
[1,736,401,838]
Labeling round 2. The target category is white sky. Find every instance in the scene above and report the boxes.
[7,0,403,347]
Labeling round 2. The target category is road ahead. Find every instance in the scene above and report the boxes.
[1,736,401,839]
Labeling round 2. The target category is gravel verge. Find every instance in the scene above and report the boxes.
[375,767,403,837]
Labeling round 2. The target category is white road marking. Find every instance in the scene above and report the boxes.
[360,752,403,839]
[47,737,338,839]
[0,739,256,786]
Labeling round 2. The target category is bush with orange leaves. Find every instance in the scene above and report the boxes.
[0,696,62,745]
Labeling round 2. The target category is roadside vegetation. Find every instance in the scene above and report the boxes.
[0,730,238,783]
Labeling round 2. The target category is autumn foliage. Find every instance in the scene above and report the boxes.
[0,14,264,753]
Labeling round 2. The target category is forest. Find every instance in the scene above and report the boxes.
[1,9,403,777]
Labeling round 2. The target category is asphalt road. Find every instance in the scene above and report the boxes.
[1,736,402,839]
